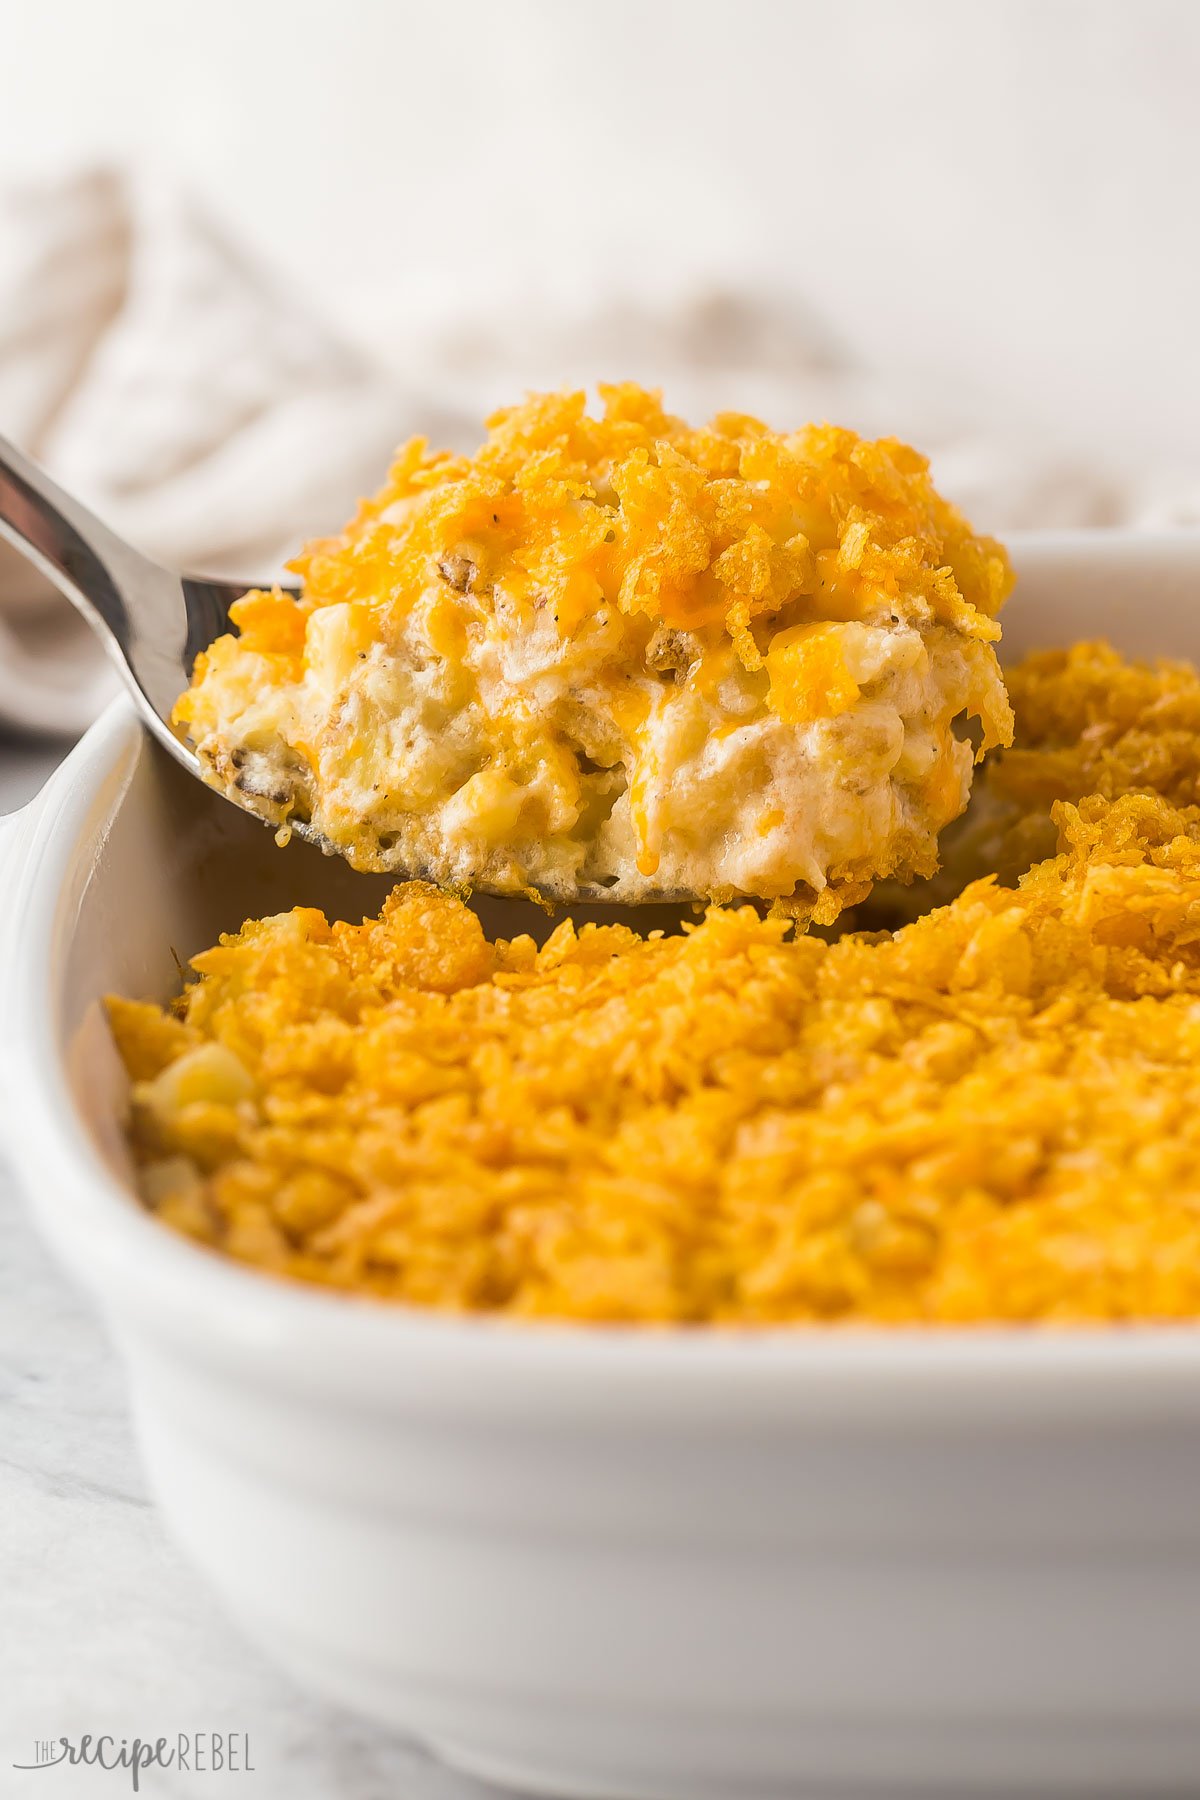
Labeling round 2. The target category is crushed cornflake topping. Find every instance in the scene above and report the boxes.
[235,383,1012,692]
[112,642,1200,1326]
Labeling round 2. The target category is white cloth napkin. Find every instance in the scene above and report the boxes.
[1,167,1197,738]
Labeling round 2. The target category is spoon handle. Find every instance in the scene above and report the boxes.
[0,433,161,660]
[0,428,189,723]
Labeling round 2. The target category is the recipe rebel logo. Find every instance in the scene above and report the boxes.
[12,1734,255,1789]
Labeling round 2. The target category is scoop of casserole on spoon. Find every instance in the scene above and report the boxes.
[0,387,1014,915]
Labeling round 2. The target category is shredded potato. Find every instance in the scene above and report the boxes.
[112,645,1200,1325]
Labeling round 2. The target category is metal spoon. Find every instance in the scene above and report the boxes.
[0,433,691,907]
[0,431,276,773]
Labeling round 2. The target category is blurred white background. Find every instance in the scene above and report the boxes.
[3,0,1197,460]
[1,0,1199,730]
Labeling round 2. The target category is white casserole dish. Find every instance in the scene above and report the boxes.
[4,531,1200,1799]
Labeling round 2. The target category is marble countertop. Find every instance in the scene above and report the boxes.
[0,737,525,1800]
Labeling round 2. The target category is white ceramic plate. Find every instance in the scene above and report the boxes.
[4,531,1200,1799]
